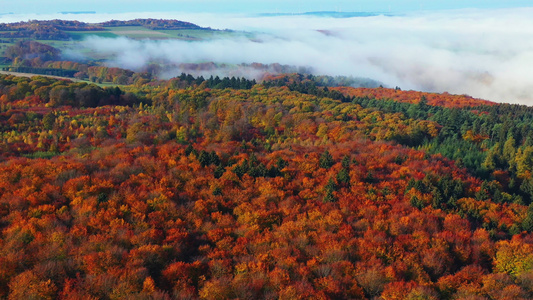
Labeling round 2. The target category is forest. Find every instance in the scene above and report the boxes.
[1,67,533,299]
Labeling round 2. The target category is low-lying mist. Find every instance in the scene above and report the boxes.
[65,8,533,104]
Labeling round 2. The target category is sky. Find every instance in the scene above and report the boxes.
[1,0,532,15]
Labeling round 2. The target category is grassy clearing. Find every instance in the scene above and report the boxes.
[106,26,153,32]
[93,82,120,87]
[160,29,217,39]
[158,29,245,40]
[66,31,119,40]
[105,26,171,39]
[35,40,77,48]
[0,36,15,56]
[0,46,10,57]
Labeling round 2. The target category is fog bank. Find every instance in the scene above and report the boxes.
[19,8,533,104]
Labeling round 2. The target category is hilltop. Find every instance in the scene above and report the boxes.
[0,18,209,41]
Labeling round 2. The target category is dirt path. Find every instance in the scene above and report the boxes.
[0,70,82,82]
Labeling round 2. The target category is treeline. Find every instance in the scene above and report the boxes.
[4,40,60,62]
[2,66,77,77]
[334,85,495,108]
[263,72,382,88]
[0,75,142,108]
[0,18,206,40]
[0,26,69,40]
[264,73,353,102]
[163,73,257,90]
[188,73,256,90]
[162,62,314,80]
[0,20,101,40]
[0,20,103,32]
[100,18,204,30]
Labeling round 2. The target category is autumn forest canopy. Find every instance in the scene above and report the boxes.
[3,18,533,299]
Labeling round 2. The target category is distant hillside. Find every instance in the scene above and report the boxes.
[0,18,209,40]
[100,18,204,30]
[332,86,495,108]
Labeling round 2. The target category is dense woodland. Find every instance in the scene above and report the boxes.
[4,41,61,63]
[1,70,533,299]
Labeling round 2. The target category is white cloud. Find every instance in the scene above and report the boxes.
[6,8,533,104]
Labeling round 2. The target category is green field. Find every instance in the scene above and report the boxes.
[1,26,252,46]
[105,26,172,39]
[66,31,119,40]
[0,39,14,56]
[68,26,248,41]
[157,29,245,40]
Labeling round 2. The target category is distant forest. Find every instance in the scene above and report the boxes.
[0,19,207,40]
